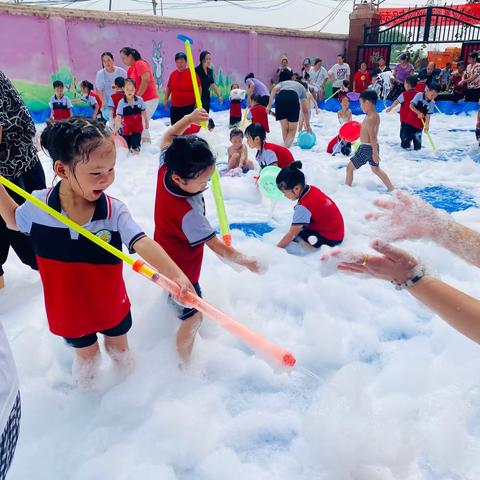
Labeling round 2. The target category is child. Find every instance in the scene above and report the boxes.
[250,94,270,133]
[114,78,148,155]
[0,117,194,388]
[154,108,261,362]
[245,123,294,169]
[49,80,73,121]
[405,83,440,151]
[346,90,394,192]
[110,76,126,127]
[386,75,418,149]
[276,161,344,251]
[229,83,245,128]
[80,80,103,121]
[337,95,352,124]
[227,128,254,173]
[208,118,215,131]
[415,75,427,93]
[337,80,350,100]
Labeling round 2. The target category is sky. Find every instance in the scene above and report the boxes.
[18,0,473,34]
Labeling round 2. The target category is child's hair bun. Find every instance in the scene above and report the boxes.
[289,160,303,170]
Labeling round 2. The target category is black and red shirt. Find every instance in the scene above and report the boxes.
[396,90,417,123]
[15,183,145,338]
[154,152,216,284]
[293,185,344,241]
[264,142,294,169]
[116,96,145,135]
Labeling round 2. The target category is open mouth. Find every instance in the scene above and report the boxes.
[93,189,103,196]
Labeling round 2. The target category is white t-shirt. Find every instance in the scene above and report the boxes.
[95,66,127,108]
[0,323,19,434]
[328,63,351,88]
[309,66,328,89]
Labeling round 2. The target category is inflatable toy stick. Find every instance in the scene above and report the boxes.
[0,175,296,368]
[177,33,232,246]
[421,118,436,152]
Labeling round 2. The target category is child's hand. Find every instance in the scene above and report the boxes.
[373,151,380,163]
[386,107,392,113]
[189,108,209,125]
[243,257,266,274]
[145,121,150,130]
[173,275,197,305]
[423,124,429,132]
[417,112,424,119]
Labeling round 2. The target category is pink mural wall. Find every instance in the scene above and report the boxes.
[0,5,346,90]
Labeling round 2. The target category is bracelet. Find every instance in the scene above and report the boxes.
[390,263,427,290]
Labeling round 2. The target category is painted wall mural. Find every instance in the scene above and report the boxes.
[0,8,347,122]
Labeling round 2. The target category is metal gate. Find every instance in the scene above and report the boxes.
[356,5,480,70]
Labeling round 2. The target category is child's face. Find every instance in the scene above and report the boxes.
[341,97,349,108]
[230,135,243,149]
[426,89,438,101]
[54,86,64,97]
[231,84,239,90]
[56,138,116,202]
[279,184,303,201]
[173,164,215,194]
[124,83,136,98]
[359,98,369,113]
[404,80,411,90]
[245,134,260,149]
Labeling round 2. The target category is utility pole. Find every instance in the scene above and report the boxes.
[160,0,163,15]
[108,0,112,11]
[152,0,157,15]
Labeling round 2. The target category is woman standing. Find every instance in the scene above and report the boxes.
[267,72,311,148]
[95,52,127,123]
[461,52,480,102]
[389,53,414,100]
[0,69,46,290]
[119,47,159,142]
[245,73,270,107]
[277,55,293,83]
[195,51,223,112]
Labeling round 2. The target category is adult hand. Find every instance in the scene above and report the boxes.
[365,190,444,241]
[188,108,209,125]
[321,240,419,284]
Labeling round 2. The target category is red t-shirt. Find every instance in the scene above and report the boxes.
[167,69,200,108]
[353,71,371,93]
[293,185,344,241]
[264,142,294,169]
[111,92,124,118]
[154,160,215,284]
[230,99,242,118]
[250,104,270,133]
[415,82,427,93]
[397,90,417,123]
[128,60,159,102]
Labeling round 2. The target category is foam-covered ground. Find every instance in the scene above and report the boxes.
[3,109,480,479]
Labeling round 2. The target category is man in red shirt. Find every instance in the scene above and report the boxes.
[164,53,202,125]
[353,62,371,93]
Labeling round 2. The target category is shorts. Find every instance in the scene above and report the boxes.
[229,116,241,128]
[63,311,133,348]
[0,392,21,480]
[170,104,195,126]
[275,90,300,123]
[350,144,379,169]
[257,95,270,107]
[295,229,343,249]
[170,283,202,321]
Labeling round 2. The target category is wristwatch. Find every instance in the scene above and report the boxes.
[391,263,427,290]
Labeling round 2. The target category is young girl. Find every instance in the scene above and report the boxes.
[0,117,194,388]
[80,80,104,121]
[337,95,352,124]
[229,83,245,128]
[114,78,148,155]
[154,108,261,362]
[227,128,254,173]
[249,94,270,133]
[245,123,294,169]
[276,161,344,251]
[109,76,126,128]
[327,96,352,156]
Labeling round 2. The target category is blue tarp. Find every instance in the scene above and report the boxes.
[412,185,477,213]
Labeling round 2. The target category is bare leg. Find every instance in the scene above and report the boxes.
[285,122,298,148]
[298,111,304,132]
[176,312,202,363]
[104,334,134,374]
[371,166,394,192]
[0,275,4,289]
[228,153,240,170]
[345,161,355,186]
[245,159,255,170]
[279,119,289,145]
[72,342,101,390]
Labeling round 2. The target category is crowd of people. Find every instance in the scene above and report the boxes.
[1,44,480,479]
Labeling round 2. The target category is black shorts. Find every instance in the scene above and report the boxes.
[258,95,270,107]
[63,311,133,348]
[350,144,379,169]
[295,229,343,249]
[170,283,202,321]
[170,104,195,126]
[275,90,300,123]
[229,116,241,127]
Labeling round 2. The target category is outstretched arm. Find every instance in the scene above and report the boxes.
[206,236,262,273]
[160,108,209,150]
[0,184,19,230]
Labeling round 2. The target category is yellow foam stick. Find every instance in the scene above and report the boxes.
[421,117,436,152]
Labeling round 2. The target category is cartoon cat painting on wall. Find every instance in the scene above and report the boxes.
[152,40,163,89]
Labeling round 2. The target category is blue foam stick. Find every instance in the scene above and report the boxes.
[176,34,193,44]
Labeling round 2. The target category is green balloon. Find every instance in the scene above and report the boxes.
[258,166,284,200]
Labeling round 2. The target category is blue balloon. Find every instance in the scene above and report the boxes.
[297,130,317,149]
